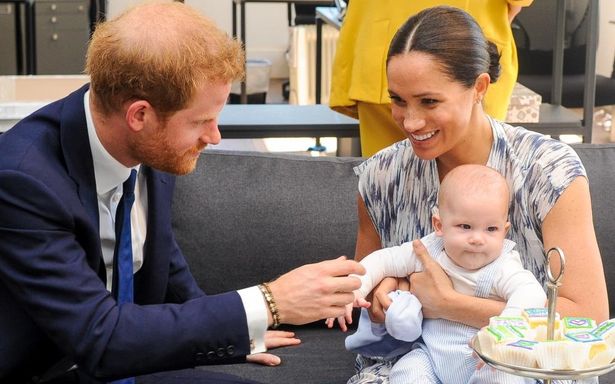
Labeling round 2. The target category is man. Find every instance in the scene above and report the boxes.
[0,2,364,383]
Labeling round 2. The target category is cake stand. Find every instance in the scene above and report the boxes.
[472,248,615,383]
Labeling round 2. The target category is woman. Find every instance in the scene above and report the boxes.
[329,0,533,157]
[350,6,608,383]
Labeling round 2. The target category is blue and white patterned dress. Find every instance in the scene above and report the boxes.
[355,117,585,289]
[350,117,589,384]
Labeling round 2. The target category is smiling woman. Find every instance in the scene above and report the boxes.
[386,51,491,170]
[347,5,608,384]
[329,0,533,157]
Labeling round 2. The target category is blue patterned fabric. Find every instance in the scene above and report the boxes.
[355,117,586,288]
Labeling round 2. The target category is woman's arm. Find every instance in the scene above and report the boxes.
[355,194,382,261]
[507,5,522,23]
[355,194,402,322]
[541,176,609,322]
[408,241,505,329]
[507,0,533,22]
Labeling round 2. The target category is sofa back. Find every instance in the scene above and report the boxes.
[172,150,363,295]
[572,144,615,316]
[172,145,615,315]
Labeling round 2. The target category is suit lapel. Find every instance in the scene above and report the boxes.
[134,167,172,302]
[59,84,105,279]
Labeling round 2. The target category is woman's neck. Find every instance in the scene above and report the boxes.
[436,113,493,181]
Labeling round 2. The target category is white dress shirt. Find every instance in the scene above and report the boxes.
[83,91,267,353]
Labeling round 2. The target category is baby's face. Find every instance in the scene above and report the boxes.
[434,193,510,270]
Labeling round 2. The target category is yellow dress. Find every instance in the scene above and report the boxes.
[329,0,533,156]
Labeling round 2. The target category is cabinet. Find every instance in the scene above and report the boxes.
[0,3,18,75]
[34,0,89,74]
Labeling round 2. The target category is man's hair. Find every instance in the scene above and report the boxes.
[85,1,244,120]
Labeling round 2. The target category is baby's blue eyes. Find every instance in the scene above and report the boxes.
[458,224,499,232]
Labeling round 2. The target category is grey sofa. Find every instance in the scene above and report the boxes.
[171,144,615,384]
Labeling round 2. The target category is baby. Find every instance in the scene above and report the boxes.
[329,164,546,384]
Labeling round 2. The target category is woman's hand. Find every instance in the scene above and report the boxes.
[246,330,301,366]
[367,277,399,323]
[408,239,455,319]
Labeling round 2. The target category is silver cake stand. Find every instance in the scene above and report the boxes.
[472,248,615,383]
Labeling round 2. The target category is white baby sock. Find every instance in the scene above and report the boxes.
[385,290,423,342]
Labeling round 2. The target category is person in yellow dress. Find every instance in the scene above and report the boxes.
[329,0,533,156]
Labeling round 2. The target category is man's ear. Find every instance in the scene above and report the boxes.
[125,100,153,132]
[432,214,444,236]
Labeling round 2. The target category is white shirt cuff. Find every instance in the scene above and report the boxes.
[238,286,268,353]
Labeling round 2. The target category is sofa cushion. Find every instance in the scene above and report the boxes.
[201,327,357,383]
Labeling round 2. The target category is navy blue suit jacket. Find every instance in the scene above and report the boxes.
[0,85,250,382]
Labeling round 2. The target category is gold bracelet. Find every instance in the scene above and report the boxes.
[258,282,280,329]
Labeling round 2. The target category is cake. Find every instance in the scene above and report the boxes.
[489,316,535,339]
[522,308,561,341]
[476,310,615,370]
[565,332,614,368]
[562,317,596,336]
[496,339,539,368]
[477,324,525,358]
[534,340,588,370]
[592,320,615,348]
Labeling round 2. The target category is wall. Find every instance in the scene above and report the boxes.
[107,0,291,78]
[106,1,615,79]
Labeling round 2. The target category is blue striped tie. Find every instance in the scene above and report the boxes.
[112,169,137,384]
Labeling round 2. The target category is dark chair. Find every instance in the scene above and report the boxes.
[512,0,615,109]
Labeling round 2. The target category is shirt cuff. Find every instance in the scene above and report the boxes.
[238,286,268,353]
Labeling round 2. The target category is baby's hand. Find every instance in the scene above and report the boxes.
[325,302,353,332]
[325,293,371,332]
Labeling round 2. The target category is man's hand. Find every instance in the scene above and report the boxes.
[408,239,454,319]
[246,330,300,366]
[267,256,365,326]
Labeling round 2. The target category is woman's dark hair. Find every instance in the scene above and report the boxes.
[387,6,501,87]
